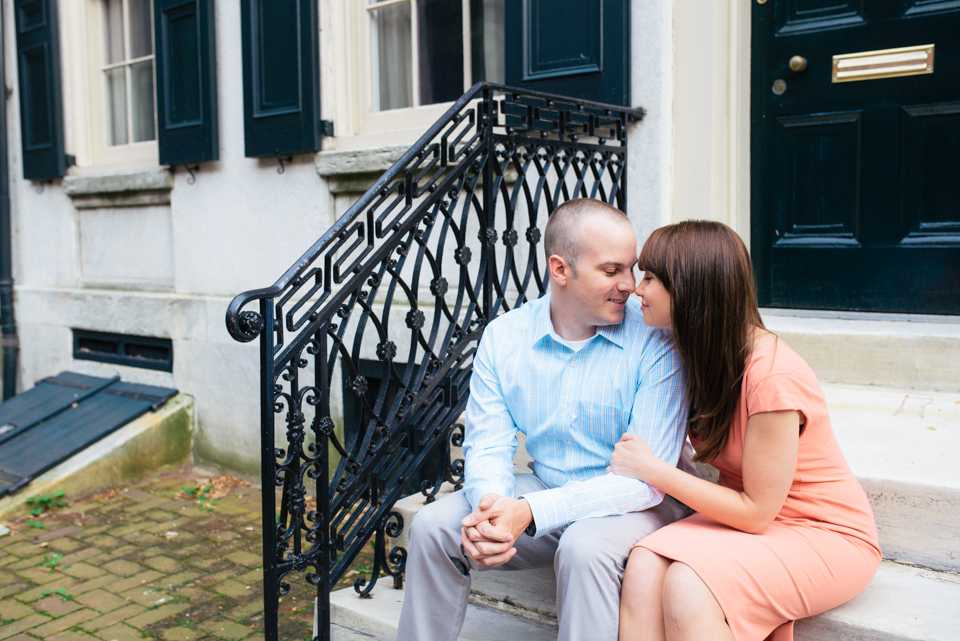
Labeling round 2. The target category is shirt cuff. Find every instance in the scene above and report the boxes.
[465,483,511,511]
[518,487,568,537]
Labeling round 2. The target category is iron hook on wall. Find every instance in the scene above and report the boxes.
[274,150,292,174]
[182,163,199,185]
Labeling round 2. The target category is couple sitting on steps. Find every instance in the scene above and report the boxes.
[397,199,881,641]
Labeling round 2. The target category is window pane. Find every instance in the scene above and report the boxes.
[130,60,156,142]
[104,0,125,65]
[105,67,128,146]
[418,0,463,105]
[128,0,153,58]
[371,2,413,111]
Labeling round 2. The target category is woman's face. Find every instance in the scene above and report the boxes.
[635,271,672,329]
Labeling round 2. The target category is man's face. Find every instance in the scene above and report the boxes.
[563,217,638,328]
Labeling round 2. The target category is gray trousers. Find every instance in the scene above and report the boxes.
[396,473,689,641]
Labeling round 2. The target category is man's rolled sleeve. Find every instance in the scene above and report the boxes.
[462,332,520,510]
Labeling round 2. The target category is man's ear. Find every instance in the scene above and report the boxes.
[548,254,570,287]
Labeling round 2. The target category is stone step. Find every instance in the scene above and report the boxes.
[824,383,960,572]
[326,562,960,640]
[326,582,558,641]
[794,562,960,641]
[761,309,960,392]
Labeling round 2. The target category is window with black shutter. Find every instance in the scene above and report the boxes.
[15,0,67,180]
[504,0,630,107]
[153,0,218,166]
[240,0,326,158]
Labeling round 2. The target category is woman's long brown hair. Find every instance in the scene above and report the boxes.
[637,221,764,463]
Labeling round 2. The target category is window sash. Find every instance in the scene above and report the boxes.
[365,0,473,112]
[101,0,156,149]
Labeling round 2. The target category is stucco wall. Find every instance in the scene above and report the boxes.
[4,0,712,476]
[6,1,336,474]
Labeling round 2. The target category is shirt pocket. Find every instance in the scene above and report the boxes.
[576,400,631,451]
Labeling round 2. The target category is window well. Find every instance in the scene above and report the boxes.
[73,330,173,372]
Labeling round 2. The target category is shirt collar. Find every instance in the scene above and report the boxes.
[532,293,626,350]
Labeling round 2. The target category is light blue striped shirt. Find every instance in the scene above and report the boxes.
[462,294,689,536]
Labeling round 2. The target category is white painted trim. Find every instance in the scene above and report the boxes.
[627,0,675,242]
[70,0,159,171]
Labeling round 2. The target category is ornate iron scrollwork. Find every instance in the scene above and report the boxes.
[225,82,641,641]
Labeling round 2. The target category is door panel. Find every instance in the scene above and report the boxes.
[775,112,862,245]
[776,1,865,34]
[752,2,960,313]
[899,103,960,244]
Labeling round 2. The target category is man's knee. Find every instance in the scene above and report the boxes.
[556,520,625,576]
[408,493,469,551]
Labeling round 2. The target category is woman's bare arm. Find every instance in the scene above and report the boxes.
[609,410,799,534]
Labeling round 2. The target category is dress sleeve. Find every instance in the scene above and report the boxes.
[745,372,809,425]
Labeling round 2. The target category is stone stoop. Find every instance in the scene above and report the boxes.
[332,378,960,639]
[328,560,960,641]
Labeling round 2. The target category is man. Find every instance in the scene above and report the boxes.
[396,199,690,640]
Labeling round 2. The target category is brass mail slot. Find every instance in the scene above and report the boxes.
[832,44,934,83]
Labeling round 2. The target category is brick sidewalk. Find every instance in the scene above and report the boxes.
[0,470,324,641]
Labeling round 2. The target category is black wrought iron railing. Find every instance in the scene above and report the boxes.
[225,82,643,641]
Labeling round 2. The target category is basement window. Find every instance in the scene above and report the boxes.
[73,330,173,372]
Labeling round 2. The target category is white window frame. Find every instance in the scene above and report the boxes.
[59,0,159,175]
[324,0,475,150]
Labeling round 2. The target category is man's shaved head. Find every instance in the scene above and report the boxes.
[544,198,630,274]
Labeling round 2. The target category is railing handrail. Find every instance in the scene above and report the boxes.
[225,82,643,344]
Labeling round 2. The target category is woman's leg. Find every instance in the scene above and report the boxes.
[619,548,671,641]
[661,562,735,641]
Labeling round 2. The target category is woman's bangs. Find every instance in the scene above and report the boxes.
[637,228,671,277]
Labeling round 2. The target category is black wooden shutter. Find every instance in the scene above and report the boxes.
[154,0,218,166]
[240,0,324,158]
[504,0,630,106]
[15,0,66,180]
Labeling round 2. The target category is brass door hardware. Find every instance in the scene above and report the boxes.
[789,56,808,72]
[832,44,934,83]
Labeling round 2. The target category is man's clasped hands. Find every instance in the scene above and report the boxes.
[460,432,655,568]
[459,493,532,568]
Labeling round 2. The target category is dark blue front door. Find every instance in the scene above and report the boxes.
[751,2,960,314]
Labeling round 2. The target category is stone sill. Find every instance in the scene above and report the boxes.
[63,168,173,209]
[315,144,518,195]
[315,145,408,195]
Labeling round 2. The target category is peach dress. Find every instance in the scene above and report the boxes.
[637,341,881,641]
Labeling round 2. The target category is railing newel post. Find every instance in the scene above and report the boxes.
[259,297,280,641]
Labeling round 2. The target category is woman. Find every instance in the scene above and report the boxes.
[612,221,880,641]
